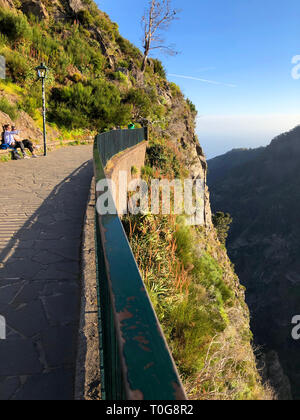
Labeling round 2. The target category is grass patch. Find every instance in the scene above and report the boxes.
[0,97,19,119]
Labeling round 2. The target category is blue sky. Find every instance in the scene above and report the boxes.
[97,0,300,158]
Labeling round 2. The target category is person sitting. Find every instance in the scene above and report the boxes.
[11,126,39,158]
[1,124,21,159]
[3,125,37,159]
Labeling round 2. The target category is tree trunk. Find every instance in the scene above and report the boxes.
[141,53,148,73]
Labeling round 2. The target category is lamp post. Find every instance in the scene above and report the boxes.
[35,63,48,157]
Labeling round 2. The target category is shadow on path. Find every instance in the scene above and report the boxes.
[0,159,93,400]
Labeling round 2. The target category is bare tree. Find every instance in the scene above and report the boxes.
[141,0,178,73]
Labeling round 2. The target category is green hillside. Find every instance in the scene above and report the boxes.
[0,0,185,136]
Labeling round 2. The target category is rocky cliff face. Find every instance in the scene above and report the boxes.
[152,85,212,227]
[208,125,300,399]
[7,0,86,19]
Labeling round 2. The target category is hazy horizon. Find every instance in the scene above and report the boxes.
[198,114,300,159]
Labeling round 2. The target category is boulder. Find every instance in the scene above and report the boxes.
[21,0,49,19]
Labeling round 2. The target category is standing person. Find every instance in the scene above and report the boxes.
[3,125,37,158]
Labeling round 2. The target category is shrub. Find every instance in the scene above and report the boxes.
[63,29,105,76]
[125,88,155,120]
[169,82,181,97]
[123,138,271,400]
[0,9,30,42]
[111,71,127,83]
[48,80,131,130]
[141,165,154,182]
[152,59,166,79]
[93,15,118,41]
[146,143,181,177]
[77,10,94,27]
[19,84,42,118]
[186,98,197,114]
[0,97,19,120]
[131,165,138,176]
[116,36,142,60]
[117,59,130,69]
[4,51,29,84]
[212,212,233,245]
[29,26,60,61]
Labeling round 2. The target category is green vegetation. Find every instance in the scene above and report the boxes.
[169,82,182,97]
[146,142,182,178]
[0,4,169,132]
[0,8,30,41]
[131,165,138,176]
[48,81,131,130]
[111,71,128,83]
[212,211,233,245]
[123,138,274,400]
[116,35,142,62]
[186,98,197,114]
[152,59,166,79]
[0,97,19,119]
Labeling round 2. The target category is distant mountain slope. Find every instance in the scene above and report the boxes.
[208,125,300,399]
[208,147,264,186]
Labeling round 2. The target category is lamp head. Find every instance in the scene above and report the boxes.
[36,62,48,79]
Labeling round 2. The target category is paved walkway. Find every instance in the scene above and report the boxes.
[0,146,93,400]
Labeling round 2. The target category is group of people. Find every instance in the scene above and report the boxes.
[1,124,38,159]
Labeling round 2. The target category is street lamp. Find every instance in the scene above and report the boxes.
[36,63,48,156]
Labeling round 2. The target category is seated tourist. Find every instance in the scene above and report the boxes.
[3,125,37,159]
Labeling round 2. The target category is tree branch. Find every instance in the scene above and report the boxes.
[141,0,179,72]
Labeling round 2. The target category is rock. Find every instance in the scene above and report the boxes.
[21,0,49,19]
[259,351,293,400]
[92,28,115,69]
[68,0,85,13]
[0,0,15,9]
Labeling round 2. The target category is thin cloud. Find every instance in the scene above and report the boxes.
[168,73,237,88]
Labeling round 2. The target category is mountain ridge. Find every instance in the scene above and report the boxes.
[208,124,300,399]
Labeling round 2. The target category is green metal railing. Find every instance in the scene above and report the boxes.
[93,129,186,400]
[96,127,148,167]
